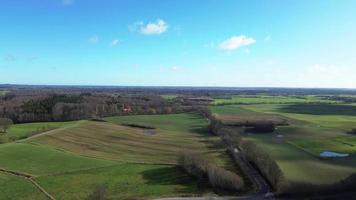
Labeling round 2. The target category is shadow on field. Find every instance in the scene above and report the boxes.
[278,104,356,116]
[189,126,210,135]
[141,166,209,192]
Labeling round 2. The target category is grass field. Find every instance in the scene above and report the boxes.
[0,121,76,143]
[161,94,178,100]
[0,172,47,200]
[0,143,114,175]
[0,113,236,199]
[245,104,356,131]
[105,113,208,133]
[212,95,335,105]
[36,164,201,200]
[210,102,356,187]
[30,114,231,167]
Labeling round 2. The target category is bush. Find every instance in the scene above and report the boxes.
[207,165,244,191]
[87,184,107,200]
[252,121,276,133]
[0,118,13,133]
[349,128,356,134]
[177,151,208,180]
[241,140,285,192]
[178,151,244,191]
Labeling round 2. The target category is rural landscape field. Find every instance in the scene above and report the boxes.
[1,87,356,199]
[1,0,356,199]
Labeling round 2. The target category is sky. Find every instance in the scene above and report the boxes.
[1,0,356,88]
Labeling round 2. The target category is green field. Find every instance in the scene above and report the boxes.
[0,172,47,200]
[30,114,231,167]
[0,143,114,175]
[36,164,200,200]
[0,113,234,199]
[210,102,356,187]
[0,121,76,143]
[212,95,335,105]
[161,94,178,100]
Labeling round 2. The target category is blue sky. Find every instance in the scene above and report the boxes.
[1,0,356,88]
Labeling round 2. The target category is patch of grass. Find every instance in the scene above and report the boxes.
[278,104,356,116]
[0,143,114,175]
[244,135,356,185]
[212,95,334,105]
[210,105,256,115]
[0,121,76,143]
[290,136,356,155]
[36,163,203,200]
[161,94,178,100]
[210,105,288,125]
[245,104,356,130]
[105,113,209,133]
[0,172,47,200]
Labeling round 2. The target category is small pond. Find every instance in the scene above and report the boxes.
[320,151,349,158]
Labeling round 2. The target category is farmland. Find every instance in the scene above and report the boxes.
[0,121,76,143]
[210,95,356,189]
[1,90,356,199]
[212,95,337,105]
[0,113,234,199]
[0,173,47,200]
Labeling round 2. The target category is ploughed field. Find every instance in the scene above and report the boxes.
[210,95,356,188]
[0,113,233,200]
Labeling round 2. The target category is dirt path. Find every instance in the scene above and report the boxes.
[231,149,272,196]
[19,120,85,142]
[0,168,56,200]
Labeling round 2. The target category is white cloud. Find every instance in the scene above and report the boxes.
[130,19,168,35]
[110,39,120,47]
[88,36,99,44]
[63,0,74,5]
[219,35,256,50]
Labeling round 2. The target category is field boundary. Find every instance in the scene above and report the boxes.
[0,168,56,200]
[19,120,85,142]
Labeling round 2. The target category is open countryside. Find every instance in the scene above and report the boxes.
[1,0,356,199]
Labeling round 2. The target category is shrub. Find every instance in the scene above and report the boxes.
[207,165,244,191]
[87,184,107,200]
[0,118,13,133]
[178,151,244,191]
[350,128,356,134]
[246,121,276,133]
[177,151,208,180]
[241,140,285,192]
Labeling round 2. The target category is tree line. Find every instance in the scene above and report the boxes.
[0,92,189,123]
[177,151,244,192]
